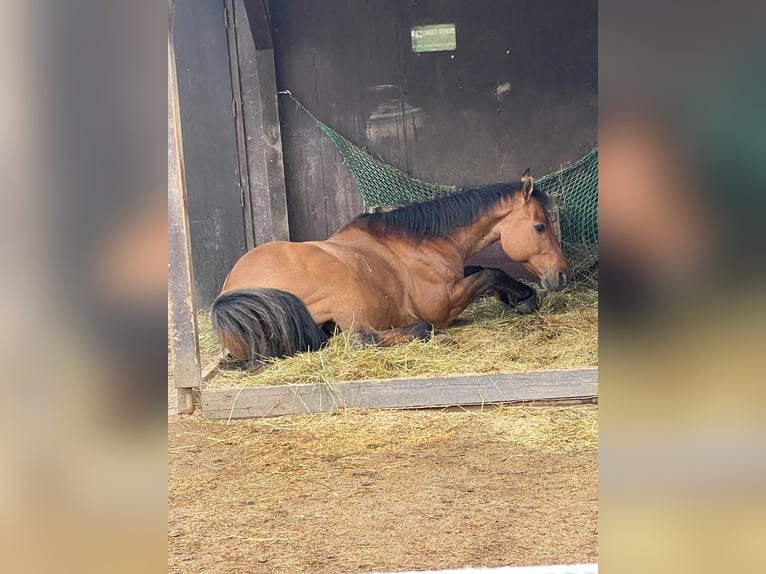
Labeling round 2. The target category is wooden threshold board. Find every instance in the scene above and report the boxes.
[201,367,598,420]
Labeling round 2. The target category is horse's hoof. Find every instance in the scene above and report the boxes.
[432,331,459,346]
[359,331,382,346]
[512,292,538,314]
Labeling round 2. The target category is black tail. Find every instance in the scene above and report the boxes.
[210,288,329,364]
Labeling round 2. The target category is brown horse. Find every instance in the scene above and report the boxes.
[212,170,569,364]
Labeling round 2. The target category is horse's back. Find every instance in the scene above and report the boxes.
[219,236,417,330]
[222,241,343,294]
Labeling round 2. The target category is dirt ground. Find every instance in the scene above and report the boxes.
[168,406,597,573]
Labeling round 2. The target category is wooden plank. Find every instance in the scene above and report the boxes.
[255,48,290,241]
[272,0,408,240]
[268,1,327,241]
[439,397,598,412]
[224,0,255,251]
[168,13,201,414]
[236,0,290,243]
[242,0,273,50]
[172,0,247,307]
[201,368,597,420]
[309,0,402,233]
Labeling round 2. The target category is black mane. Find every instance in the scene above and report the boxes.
[352,182,550,242]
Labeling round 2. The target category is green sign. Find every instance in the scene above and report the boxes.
[411,24,456,53]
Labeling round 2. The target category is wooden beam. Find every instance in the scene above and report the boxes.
[201,368,597,420]
[224,0,255,251]
[168,8,201,413]
[242,0,273,50]
[172,0,249,306]
[233,0,289,243]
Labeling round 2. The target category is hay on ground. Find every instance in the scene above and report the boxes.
[174,404,597,459]
[197,274,597,389]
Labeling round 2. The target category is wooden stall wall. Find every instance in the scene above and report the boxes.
[173,0,247,307]
[173,0,291,307]
[270,0,597,243]
[172,0,597,304]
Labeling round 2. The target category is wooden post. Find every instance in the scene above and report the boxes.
[224,0,256,251]
[168,2,201,414]
[236,0,290,243]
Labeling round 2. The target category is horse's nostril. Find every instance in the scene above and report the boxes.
[558,271,567,286]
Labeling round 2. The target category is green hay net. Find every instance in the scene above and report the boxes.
[283,93,598,269]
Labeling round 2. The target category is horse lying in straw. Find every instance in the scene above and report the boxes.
[212,170,569,365]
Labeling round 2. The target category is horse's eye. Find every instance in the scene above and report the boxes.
[534,223,546,233]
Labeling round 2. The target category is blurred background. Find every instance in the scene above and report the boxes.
[599,0,766,572]
[0,0,763,572]
[0,1,165,572]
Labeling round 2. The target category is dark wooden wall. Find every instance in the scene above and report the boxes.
[172,0,597,304]
[270,0,597,242]
[173,0,289,308]
[173,0,247,307]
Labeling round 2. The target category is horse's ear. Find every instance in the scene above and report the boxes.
[520,169,534,202]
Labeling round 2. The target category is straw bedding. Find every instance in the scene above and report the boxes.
[196,274,597,389]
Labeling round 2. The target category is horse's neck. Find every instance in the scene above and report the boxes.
[453,207,508,258]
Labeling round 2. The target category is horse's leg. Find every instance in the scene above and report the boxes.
[459,266,538,315]
[356,320,452,347]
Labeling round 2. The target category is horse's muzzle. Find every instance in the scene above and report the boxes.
[541,270,568,291]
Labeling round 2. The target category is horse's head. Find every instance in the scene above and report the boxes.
[497,170,570,291]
